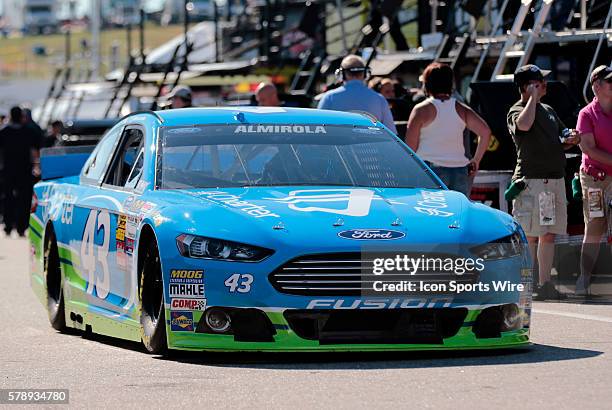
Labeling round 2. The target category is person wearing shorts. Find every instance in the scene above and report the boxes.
[507,65,581,300]
[575,65,612,295]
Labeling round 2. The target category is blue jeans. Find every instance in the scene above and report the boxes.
[425,162,471,196]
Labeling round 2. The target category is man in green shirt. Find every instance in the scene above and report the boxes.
[507,65,580,300]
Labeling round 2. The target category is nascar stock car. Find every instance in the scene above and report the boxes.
[30,107,532,353]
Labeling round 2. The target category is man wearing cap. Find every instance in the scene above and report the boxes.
[575,65,612,295]
[168,85,193,109]
[318,55,397,133]
[507,64,580,300]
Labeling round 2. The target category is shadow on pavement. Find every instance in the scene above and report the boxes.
[62,327,602,369]
[62,328,148,354]
[155,343,602,369]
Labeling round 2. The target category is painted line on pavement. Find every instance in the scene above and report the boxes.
[533,308,612,323]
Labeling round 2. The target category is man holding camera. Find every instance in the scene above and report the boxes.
[507,64,580,300]
[575,65,612,295]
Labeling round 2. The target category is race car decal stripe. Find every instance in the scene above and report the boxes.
[30,214,43,229]
[88,303,134,322]
[60,260,87,290]
[59,257,73,267]
[29,225,42,239]
[274,324,290,330]
[80,194,125,212]
[58,243,81,268]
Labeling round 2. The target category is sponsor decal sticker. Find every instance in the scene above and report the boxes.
[116,215,126,241]
[234,125,326,134]
[338,229,405,240]
[171,298,207,311]
[169,269,204,284]
[169,283,205,298]
[124,197,156,214]
[126,215,138,239]
[43,186,76,224]
[125,238,135,255]
[266,189,405,217]
[151,211,169,227]
[196,190,280,219]
[306,298,453,309]
[413,190,454,217]
[170,311,194,331]
[115,241,128,270]
[352,127,383,135]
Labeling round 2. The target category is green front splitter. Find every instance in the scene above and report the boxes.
[167,309,530,352]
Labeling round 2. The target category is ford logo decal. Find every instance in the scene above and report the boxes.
[338,229,405,240]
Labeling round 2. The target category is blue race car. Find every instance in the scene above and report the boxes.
[30,107,532,353]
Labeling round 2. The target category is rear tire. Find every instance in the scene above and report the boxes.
[45,227,65,331]
[140,240,167,354]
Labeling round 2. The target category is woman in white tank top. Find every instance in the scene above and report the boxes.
[405,63,491,196]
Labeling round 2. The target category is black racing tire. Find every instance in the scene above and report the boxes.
[140,240,167,354]
[44,227,66,331]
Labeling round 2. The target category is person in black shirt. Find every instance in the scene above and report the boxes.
[0,106,41,236]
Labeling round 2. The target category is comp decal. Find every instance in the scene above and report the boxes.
[171,298,207,311]
[170,311,194,332]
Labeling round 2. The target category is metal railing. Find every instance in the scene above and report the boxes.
[582,4,612,104]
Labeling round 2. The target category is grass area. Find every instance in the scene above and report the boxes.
[0,23,184,79]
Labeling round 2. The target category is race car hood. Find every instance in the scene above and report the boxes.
[154,186,516,251]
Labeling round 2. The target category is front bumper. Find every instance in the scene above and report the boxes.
[166,305,530,352]
[163,246,532,352]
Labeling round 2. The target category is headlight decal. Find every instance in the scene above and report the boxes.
[176,234,273,262]
[470,231,525,261]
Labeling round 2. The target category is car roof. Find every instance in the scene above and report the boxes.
[151,107,380,128]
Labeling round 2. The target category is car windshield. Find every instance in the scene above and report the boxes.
[158,124,440,189]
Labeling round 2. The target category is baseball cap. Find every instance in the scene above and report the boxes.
[590,65,612,84]
[513,64,551,86]
[167,85,192,101]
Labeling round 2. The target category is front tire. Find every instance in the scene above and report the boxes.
[45,227,65,331]
[140,240,167,354]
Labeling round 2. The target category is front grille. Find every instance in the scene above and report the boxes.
[284,308,468,344]
[269,253,479,296]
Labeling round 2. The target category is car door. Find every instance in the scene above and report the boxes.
[72,125,147,318]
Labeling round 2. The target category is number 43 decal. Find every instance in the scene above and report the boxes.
[224,274,253,293]
[81,209,111,299]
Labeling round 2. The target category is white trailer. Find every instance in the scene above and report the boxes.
[2,0,58,35]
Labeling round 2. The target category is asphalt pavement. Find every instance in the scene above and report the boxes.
[1,234,612,409]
